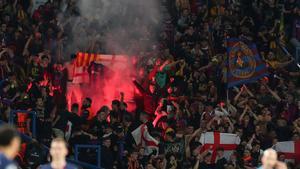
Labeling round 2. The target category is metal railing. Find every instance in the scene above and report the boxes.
[9,110,37,138]
[1,118,103,169]
[5,109,106,169]
[74,144,102,169]
[296,47,300,63]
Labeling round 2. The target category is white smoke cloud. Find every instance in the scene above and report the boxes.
[62,0,164,56]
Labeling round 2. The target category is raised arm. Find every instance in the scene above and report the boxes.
[0,48,9,58]
[236,98,248,108]
[227,101,237,115]
[246,134,256,150]
[279,57,295,68]
[12,0,17,13]
[207,116,219,131]
[193,156,201,169]
[248,106,259,121]
[120,92,125,107]
[243,85,254,97]
[193,149,209,169]
[186,128,202,159]
[234,86,244,103]
[239,16,248,25]
[164,59,184,69]
[239,106,248,124]
[23,35,33,56]
[293,118,300,133]
[198,62,213,72]
[288,71,300,77]
[176,60,186,76]
[264,84,281,102]
[224,116,234,133]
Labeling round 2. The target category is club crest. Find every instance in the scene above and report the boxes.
[229,42,257,79]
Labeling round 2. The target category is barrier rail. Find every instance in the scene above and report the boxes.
[0,119,103,169]
[296,47,300,63]
[74,144,101,168]
[9,110,37,138]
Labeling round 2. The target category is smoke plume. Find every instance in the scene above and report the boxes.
[62,0,164,113]
[63,0,163,55]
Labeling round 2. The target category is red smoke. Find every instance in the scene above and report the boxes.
[69,57,139,116]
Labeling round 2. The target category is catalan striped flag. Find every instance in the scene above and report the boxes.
[226,38,268,88]
[75,52,128,67]
[72,53,129,84]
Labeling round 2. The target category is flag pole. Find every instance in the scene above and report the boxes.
[226,89,229,113]
[225,36,229,113]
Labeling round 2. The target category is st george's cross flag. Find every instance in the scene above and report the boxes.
[226,38,268,88]
[273,141,300,164]
[131,124,159,155]
[200,132,241,163]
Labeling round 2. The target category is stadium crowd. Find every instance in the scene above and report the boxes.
[0,0,300,169]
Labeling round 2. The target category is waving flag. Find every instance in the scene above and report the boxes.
[131,124,159,155]
[72,53,129,84]
[226,39,268,88]
[200,132,241,163]
[273,141,300,163]
[75,52,128,67]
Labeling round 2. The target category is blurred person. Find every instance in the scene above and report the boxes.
[110,99,121,122]
[24,140,46,169]
[68,121,96,147]
[101,135,114,169]
[68,103,82,130]
[0,125,21,169]
[52,103,70,138]
[216,147,227,169]
[81,97,92,120]
[39,138,77,169]
[65,54,82,111]
[194,152,215,169]
[127,150,140,169]
[258,149,287,169]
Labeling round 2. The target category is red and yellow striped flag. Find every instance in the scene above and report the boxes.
[75,52,128,67]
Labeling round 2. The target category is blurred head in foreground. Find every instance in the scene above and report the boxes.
[260,148,288,169]
[49,138,68,161]
[261,149,277,169]
[0,125,21,160]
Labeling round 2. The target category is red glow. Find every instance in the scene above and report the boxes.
[26,82,32,92]
[67,56,139,117]
[219,102,225,107]
[132,56,138,65]
[40,73,49,87]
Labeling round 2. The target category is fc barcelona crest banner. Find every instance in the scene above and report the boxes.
[226,38,268,88]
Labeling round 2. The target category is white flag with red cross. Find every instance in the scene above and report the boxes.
[199,132,241,163]
[131,124,159,155]
[273,141,300,164]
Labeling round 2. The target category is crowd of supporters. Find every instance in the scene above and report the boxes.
[0,0,300,169]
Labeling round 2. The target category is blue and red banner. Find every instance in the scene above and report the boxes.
[226,38,268,88]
